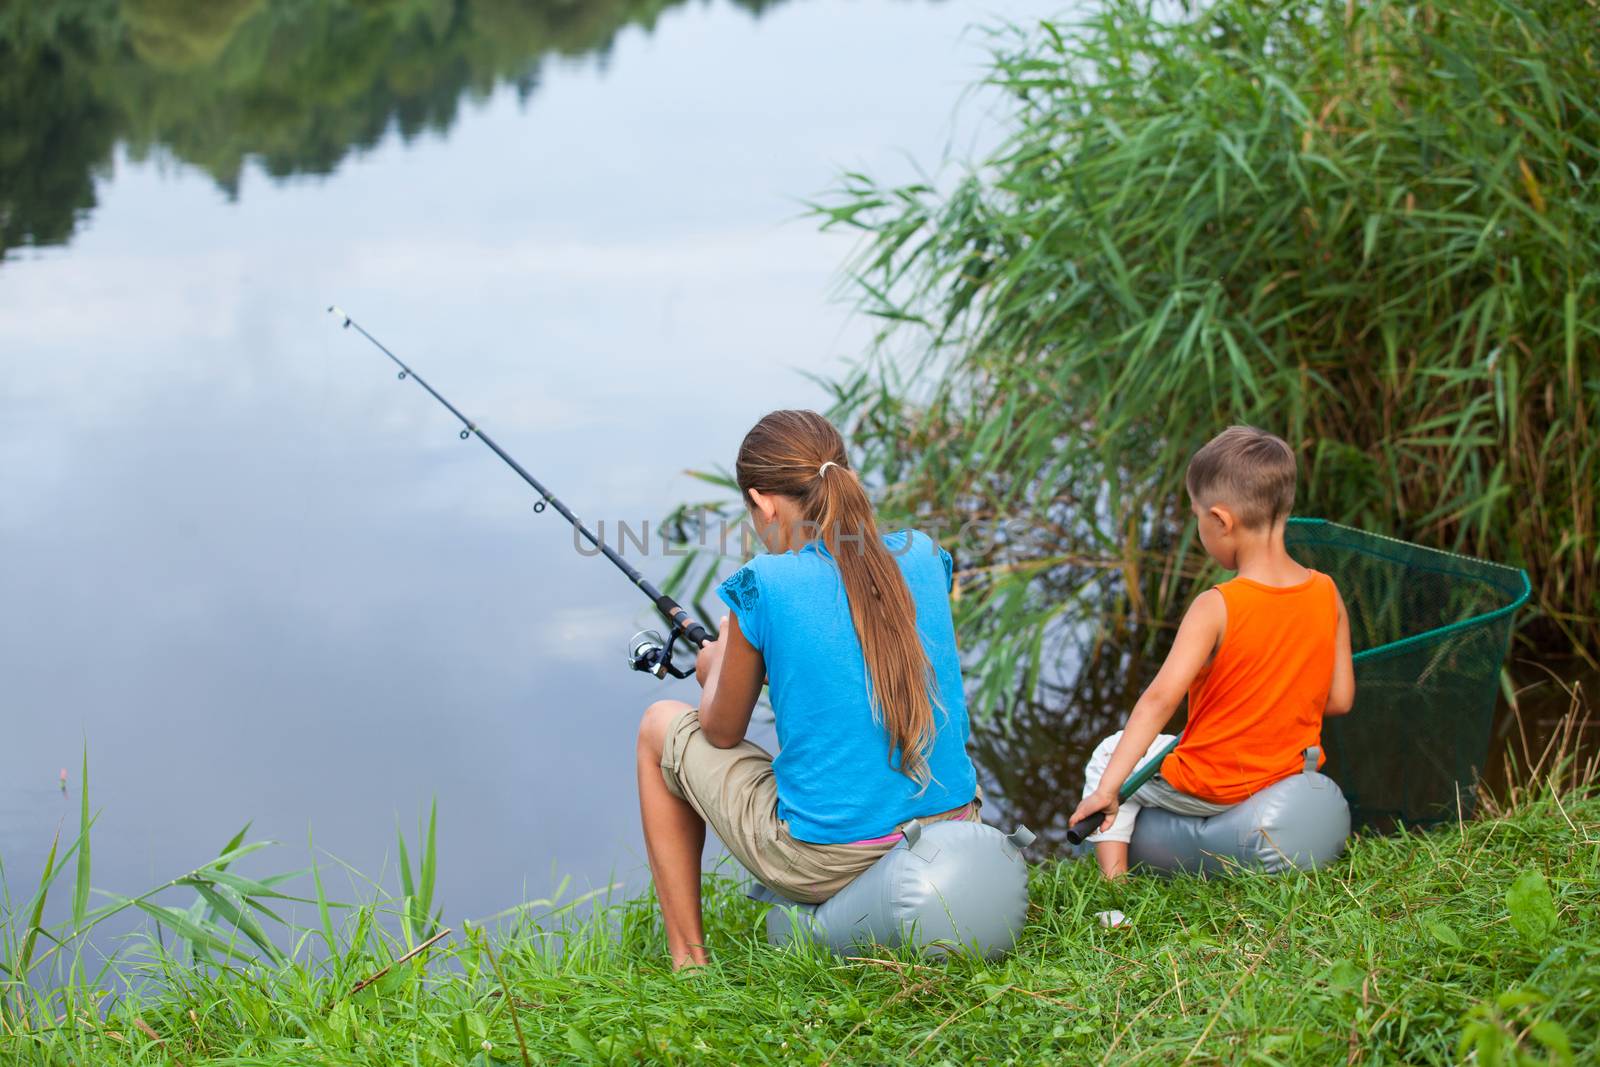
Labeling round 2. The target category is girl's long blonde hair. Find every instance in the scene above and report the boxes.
[736,410,937,786]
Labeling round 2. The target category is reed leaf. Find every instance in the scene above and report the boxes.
[72,747,89,932]
[14,829,60,981]
[397,799,442,946]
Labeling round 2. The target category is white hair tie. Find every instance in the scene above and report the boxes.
[818,461,840,478]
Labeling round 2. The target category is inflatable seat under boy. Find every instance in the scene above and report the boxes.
[1128,747,1351,875]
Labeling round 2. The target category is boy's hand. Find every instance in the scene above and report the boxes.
[1068,789,1119,836]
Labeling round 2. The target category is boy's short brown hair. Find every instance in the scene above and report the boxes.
[1185,426,1296,529]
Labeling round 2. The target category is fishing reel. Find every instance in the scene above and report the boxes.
[629,629,694,680]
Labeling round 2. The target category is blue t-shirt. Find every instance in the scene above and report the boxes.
[716,529,976,843]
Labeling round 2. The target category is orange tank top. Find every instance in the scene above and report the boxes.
[1160,571,1338,804]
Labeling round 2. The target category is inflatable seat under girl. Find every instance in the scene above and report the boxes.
[748,820,1036,959]
[1128,746,1351,875]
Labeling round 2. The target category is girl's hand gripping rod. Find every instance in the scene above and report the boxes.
[328,306,712,678]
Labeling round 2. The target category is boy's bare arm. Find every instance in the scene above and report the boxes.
[1326,589,1356,715]
[1067,590,1225,828]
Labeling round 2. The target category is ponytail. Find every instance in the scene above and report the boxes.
[735,410,937,787]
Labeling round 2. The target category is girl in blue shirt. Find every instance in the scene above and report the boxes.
[635,409,978,968]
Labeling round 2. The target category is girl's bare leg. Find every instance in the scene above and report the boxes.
[636,700,709,968]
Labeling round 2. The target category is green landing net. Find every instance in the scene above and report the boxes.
[1283,517,1531,828]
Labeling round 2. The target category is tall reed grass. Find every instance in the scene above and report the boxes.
[811,0,1599,706]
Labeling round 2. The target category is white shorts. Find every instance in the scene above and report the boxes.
[1081,731,1234,844]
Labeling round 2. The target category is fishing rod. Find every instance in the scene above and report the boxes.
[327,306,712,679]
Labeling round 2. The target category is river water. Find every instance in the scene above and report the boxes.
[4,1,1589,948]
[0,0,1079,929]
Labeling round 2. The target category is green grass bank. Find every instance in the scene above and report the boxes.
[5,737,1595,1065]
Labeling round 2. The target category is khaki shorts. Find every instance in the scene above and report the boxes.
[659,708,979,904]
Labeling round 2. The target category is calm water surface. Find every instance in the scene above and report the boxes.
[1,0,1076,927]
[4,1,1587,944]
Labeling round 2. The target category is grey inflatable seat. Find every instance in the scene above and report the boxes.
[748,820,1035,959]
[1128,747,1350,875]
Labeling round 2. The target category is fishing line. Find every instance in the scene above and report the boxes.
[327,305,711,679]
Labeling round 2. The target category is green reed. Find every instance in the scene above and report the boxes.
[807,0,1599,707]
[0,750,307,1027]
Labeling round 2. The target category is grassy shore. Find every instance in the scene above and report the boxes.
[4,734,1595,1066]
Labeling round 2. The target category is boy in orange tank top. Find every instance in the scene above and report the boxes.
[1068,426,1355,880]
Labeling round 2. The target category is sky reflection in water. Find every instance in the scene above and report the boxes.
[0,0,1070,923]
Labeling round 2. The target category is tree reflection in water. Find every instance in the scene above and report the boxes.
[0,0,789,258]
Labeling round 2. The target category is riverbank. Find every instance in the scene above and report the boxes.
[6,731,1594,1065]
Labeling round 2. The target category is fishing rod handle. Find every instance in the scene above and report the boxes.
[1065,812,1105,846]
[669,612,712,649]
[650,592,713,649]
